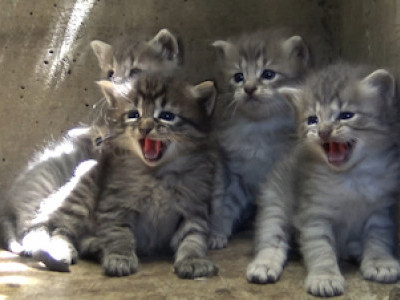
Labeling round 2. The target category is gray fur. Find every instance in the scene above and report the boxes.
[33,74,218,279]
[247,62,400,297]
[209,29,310,249]
[1,29,183,253]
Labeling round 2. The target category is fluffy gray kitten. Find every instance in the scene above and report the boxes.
[1,28,183,254]
[32,73,219,279]
[247,62,400,297]
[208,29,310,249]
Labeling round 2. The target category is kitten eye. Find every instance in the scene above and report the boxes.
[107,70,114,80]
[338,112,355,120]
[261,69,276,80]
[159,111,175,121]
[129,68,142,77]
[127,110,140,119]
[233,72,244,83]
[307,115,318,125]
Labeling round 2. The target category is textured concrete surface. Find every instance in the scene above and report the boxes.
[1,231,399,300]
[1,0,400,299]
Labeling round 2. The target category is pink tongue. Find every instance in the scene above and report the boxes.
[325,142,348,164]
[144,138,163,160]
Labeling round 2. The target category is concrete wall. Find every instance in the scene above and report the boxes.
[0,0,397,200]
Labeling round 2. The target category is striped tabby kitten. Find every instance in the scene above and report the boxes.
[1,29,183,254]
[33,73,219,279]
[209,29,309,249]
[247,63,400,297]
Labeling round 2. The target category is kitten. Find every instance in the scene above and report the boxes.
[247,62,400,297]
[208,29,310,249]
[1,28,183,254]
[32,73,219,279]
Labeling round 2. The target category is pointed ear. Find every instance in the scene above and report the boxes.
[191,81,217,116]
[360,69,397,103]
[282,35,309,67]
[211,40,234,58]
[150,28,182,62]
[96,80,118,107]
[90,40,114,72]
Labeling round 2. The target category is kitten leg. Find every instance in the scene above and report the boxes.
[209,162,248,249]
[301,221,345,297]
[246,190,290,283]
[361,208,400,283]
[173,218,218,279]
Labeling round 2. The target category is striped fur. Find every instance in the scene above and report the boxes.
[1,29,183,254]
[33,74,219,279]
[208,29,310,249]
[247,63,400,297]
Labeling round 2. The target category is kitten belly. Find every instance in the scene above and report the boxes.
[134,208,180,255]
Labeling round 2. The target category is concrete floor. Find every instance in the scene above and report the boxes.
[1,231,398,300]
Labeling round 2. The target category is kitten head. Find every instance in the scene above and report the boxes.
[91,28,183,81]
[97,74,216,167]
[212,29,309,120]
[297,62,398,171]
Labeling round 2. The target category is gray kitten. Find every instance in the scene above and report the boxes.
[1,29,183,254]
[247,62,400,297]
[32,73,219,279]
[208,29,310,249]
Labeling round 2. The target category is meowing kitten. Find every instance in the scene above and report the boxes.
[32,73,219,279]
[1,28,183,254]
[247,62,400,297]
[208,29,310,249]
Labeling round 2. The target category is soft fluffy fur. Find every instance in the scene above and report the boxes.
[247,62,400,297]
[1,29,183,254]
[208,29,310,249]
[32,73,219,279]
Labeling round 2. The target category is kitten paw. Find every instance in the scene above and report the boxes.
[32,236,77,272]
[102,253,138,277]
[361,258,400,283]
[174,258,219,279]
[246,260,283,283]
[305,274,345,297]
[208,232,228,250]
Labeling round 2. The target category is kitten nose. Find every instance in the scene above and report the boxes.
[244,85,257,96]
[318,127,333,141]
[139,119,155,136]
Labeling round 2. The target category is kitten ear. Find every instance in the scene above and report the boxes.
[90,40,114,73]
[277,86,303,107]
[150,28,182,62]
[282,35,309,67]
[360,69,397,104]
[212,40,234,58]
[96,80,119,107]
[191,81,217,116]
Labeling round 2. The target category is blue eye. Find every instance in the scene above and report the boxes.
[307,115,318,125]
[107,70,114,80]
[338,112,355,120]
[233,72,244,83]
[261,69,276,80]
[128,110,140,119]
[159,111,175,121]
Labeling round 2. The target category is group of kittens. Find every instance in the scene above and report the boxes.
[1,27,399,297]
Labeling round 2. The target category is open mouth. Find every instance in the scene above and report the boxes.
[140,138,166,163]
[321,140,356,167]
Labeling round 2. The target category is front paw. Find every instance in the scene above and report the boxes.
[361,258,400,283]
[305,274,345,297]
[32,236,77,272]
[174,258,219,279]
[246,260,283,284]
[102,253,138,277]
[208,232,228,250]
